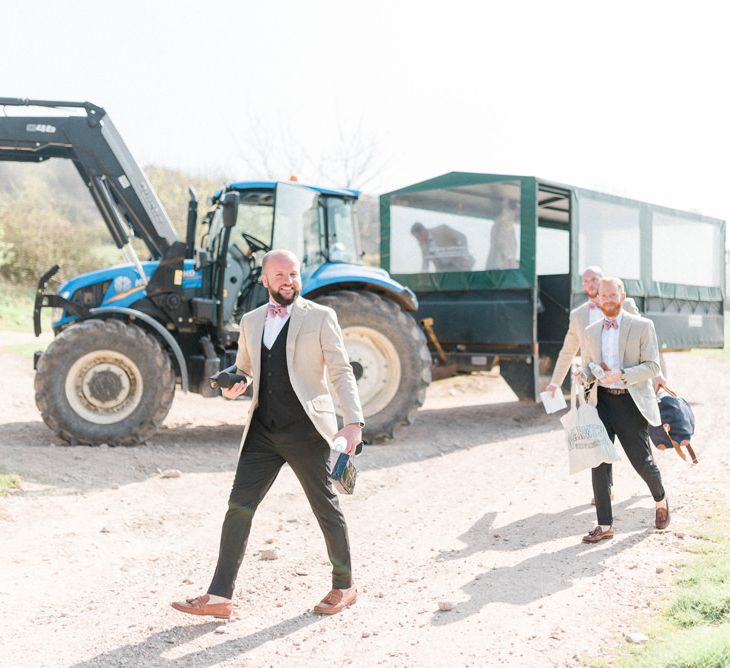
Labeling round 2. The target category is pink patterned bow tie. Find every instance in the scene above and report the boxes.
[603,319,618,330]
[589,302,600,310]
[267,303,288,318]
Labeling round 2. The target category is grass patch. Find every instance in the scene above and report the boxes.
[4,341,50,359]
[0,281,50,332]
[621,622,730,667]
[0,472,22,494]
[618,514,730,667]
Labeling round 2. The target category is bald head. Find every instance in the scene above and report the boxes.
[582,266,604,299]
[262,249,300,272]
[261,249,302,306]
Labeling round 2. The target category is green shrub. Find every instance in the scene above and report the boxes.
[0,180,110,285]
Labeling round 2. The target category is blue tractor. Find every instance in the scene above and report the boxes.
[0,99,431,444]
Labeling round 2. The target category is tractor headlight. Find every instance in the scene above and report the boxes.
[52,291,71,323]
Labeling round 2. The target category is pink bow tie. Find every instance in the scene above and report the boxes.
[589,302,600,310]
[267,303,288,318]
[603,319,618,330]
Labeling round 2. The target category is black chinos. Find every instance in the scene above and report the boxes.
[207,320,351,599]
[592,387,665,526]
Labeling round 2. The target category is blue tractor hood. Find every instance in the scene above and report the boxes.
[302,262,419,311]
[52,260,202,327]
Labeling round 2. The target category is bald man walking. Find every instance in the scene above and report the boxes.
[172,250,364,617]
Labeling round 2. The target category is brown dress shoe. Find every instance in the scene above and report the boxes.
[313,587,357,615]
[655,500,671,530]
[581,526,614,543]
[171,594,232,618]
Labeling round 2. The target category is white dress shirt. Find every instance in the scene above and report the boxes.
[600,310,625,388]
[588,301,603,326]
[262,302,292,349]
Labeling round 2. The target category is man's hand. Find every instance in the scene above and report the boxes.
[334,423,362,455]
[601,369,623,385]
[221,381,247,400]
[546,383,560,397]
[573,370,588,385]
[654,375,668,392]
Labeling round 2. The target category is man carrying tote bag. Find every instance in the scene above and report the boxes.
[561,382,621,475]
[573,277,670,544]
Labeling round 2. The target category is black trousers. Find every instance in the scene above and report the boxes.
[592,388,666,526]
[207,413,352,598]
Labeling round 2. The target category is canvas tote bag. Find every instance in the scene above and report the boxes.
[560,383,621,474]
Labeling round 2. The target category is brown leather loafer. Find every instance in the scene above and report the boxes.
[313,586,357,615]
[171,594,232,618]
[582,526,614,543]
[655,500,671,530]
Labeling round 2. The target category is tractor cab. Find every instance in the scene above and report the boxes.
[204,181,362,333]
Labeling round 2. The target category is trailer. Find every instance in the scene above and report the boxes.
[380,172,725,399]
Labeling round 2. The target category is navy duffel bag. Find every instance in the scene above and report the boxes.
[648,388,697,464]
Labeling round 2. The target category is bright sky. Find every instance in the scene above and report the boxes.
[2,1,728,230]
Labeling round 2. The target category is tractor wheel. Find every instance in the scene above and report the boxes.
[315,291,432,441]
[35,319,175,445]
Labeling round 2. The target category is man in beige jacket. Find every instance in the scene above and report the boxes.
[547,267,640,503]
[173,250,364,618]
[547,266,639,396]
[574,277,670,543]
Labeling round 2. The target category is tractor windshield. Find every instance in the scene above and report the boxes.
[273,183,360,271]
[325,197,359,264]
[207,191,274,258]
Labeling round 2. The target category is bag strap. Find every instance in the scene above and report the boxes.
[659,384,678,398]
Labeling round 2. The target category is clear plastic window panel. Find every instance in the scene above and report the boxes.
[390,181,521,274]
[272,183,315,265]
[652,213,722,287]
[577,197,641,279]
[537,226,569,275]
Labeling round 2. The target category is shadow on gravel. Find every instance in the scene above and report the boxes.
[1,400,557,492]
[71,612,321,667]
[0,422,242,493]
[359,400,558,472]
[430,496,656,624]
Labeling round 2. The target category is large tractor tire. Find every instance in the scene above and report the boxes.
[315,291,432,441]
[35,319,175,445]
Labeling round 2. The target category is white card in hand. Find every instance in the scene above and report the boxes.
[540,390,567,414]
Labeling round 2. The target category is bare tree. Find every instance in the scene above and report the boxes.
[232,111,386,191]
[233,111,312,181]
[317,117,386,190]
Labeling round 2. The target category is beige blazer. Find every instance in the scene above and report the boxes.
[550,297,639,387]
[581,310,661,426]
[234,296,364,455]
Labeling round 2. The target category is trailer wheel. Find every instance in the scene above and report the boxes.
[35,319,175,445]
[315,291,431,441]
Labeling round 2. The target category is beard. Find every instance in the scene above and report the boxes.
[270,286,300,306]
[600,302,622,318]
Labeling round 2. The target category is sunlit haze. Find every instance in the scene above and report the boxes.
[2,0,728,236]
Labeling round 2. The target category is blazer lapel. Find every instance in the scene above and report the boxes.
[250,305,267,389]
[619,313,632,366]
[286,297,308,370]
[589,322,603,364]
[578,302,591,330]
